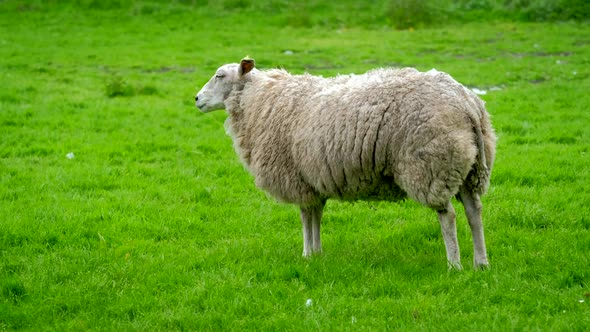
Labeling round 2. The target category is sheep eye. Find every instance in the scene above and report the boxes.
[215,74,225,79]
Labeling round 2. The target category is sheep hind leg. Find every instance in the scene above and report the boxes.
[459,186,489,269]
[311,203,324,254]
[300,202,325,257]
[437,202,463,270]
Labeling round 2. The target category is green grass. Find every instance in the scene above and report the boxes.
[1,1,590,330]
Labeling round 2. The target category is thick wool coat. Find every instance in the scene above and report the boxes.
[224,67,496,210]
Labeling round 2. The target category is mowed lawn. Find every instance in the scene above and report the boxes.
[1,2,589,330]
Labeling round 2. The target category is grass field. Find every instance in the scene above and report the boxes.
[1,1,589,330]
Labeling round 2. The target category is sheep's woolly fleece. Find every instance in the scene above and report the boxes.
[223,67,496,210]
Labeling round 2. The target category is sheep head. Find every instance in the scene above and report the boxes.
[195,57,256,113]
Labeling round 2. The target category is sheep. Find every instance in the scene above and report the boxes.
[195,57,496,270]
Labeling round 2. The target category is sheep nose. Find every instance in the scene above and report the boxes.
[195,96,199,102]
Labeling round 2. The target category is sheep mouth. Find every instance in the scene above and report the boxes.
[195,101,206,111]
[196,102,217,113]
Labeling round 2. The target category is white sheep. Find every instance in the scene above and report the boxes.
[195,57,496,270]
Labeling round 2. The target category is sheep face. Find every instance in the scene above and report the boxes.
[196,58,257,113]
[195,64,240,113]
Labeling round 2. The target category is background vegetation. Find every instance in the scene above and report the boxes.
[5,0,590,28]
[1,0,589,330]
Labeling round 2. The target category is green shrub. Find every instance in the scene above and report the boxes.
[506,0,590,21]
[285,3,313,28]
[386,0,446,29]
[105,75,135,98]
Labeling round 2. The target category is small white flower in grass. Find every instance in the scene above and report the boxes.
[284,50,294,55]
[471,88,487,95]
[351,316,357,324]
[66,152,75,159]
[305,299,313,307]
[580,300,585,303]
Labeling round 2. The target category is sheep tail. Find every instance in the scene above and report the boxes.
[474,124,489,191]
[465,102,491,195]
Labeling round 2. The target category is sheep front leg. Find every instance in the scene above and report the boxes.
[459,187,489,269]
[301,208,313,257]
[300,202,325,257]
[437,203,463,270]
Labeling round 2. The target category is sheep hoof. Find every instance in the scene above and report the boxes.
[302,251,314,259]
[447,261,463,271]
[302,250,322,259]
[474,262,490,271]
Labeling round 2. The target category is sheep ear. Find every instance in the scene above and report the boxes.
[239,57,255,76]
